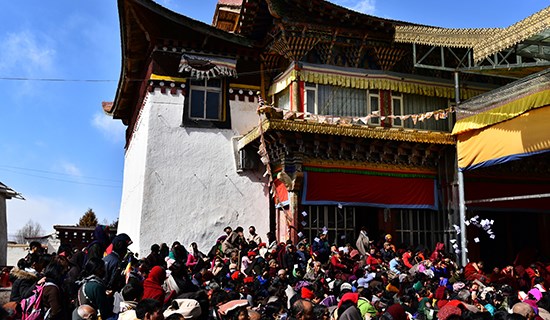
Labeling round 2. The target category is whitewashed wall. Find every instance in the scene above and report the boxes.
[117,95,151,255]
[118,88,270,257]
[6,244,27,267]
[0,198,6,266]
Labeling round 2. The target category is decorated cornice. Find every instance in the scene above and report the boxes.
[394,26,497,49]
[269,62,489,99]
[238,118,455,149]
[394,6,550,62]
[474,6,550,63]
[302,161,437,176]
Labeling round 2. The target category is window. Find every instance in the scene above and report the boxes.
[368,91,380,125]
[301,205,356,247]
[189,79,222,120]
[392,94,404,127]
[276,88,291,110]
[395,209,452,249]
[304,83,368,117]
[305,84,318,114]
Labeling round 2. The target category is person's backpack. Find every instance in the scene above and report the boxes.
[20,282,58,320]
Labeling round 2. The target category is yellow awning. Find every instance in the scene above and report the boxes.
[457,105,550,169]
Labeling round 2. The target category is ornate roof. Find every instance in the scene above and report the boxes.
[238,118,455,150]
[113,0,256,126]
[394,6,550,62]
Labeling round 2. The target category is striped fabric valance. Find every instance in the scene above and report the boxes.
[179,53,237,80]
[269,62,487,100]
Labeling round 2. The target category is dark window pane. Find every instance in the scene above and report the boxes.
[191,79,205,86]
[207,79,221,87]
[190,90,205,118]
[307,90,316,114]
[370,96,380,125]
[393,99,402,126]
[327,207,335,228]
[206,91,220,119]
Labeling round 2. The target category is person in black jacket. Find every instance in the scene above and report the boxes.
[9,259,38,303]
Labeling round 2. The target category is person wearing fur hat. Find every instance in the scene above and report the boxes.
[9,259,38,303]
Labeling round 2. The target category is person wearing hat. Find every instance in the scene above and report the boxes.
[382,304,407,320]
[103,233,133,291]
[241,251,256,276]
[163,299,202,319]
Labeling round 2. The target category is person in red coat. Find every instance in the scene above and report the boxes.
[366,247,381,272]
[142,266,166,304]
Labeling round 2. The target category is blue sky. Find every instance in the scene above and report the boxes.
[1,0,547,239]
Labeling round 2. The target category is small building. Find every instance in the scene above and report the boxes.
[53,225,118,251]
[0,182,24,266]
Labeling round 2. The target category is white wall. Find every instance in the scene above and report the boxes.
[0,197,6,266]
[117,95,151,254]
[6,244,27,267]
[118,88,270,257]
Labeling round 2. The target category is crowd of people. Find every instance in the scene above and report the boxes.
[3,224,550,320]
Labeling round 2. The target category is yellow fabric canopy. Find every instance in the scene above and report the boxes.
[452,88,550,135]
[457,105,550,169]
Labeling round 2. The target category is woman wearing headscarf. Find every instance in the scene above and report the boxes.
[142,266,167,304]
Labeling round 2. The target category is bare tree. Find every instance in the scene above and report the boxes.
[15,220,44,244]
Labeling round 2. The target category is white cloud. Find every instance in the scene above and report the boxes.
[92,112,126,143]
[0,30,56,75]
[6,195,82,239]
[333,0,376,15]
[61,162,82,177]
[351,0,376,15]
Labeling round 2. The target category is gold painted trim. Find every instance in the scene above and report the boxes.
[150,74,188,83]
[238,119,455,149]
[474,6,550,62]
[302,160,438,174]
[394,6,550,62]
[394,26,497,48]
[268,64,487,100]
[230,84,261,90]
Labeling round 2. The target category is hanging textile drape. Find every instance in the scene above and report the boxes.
[301,166,438,209]
[179,53,237,80]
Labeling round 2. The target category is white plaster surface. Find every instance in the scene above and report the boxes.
[6,244,27,267]
[118,89,270,256]
[0,198,6,265]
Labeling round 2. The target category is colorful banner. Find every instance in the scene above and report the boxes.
[302,167,437,209]
[457,105,550,170]
[273,178,289,208]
